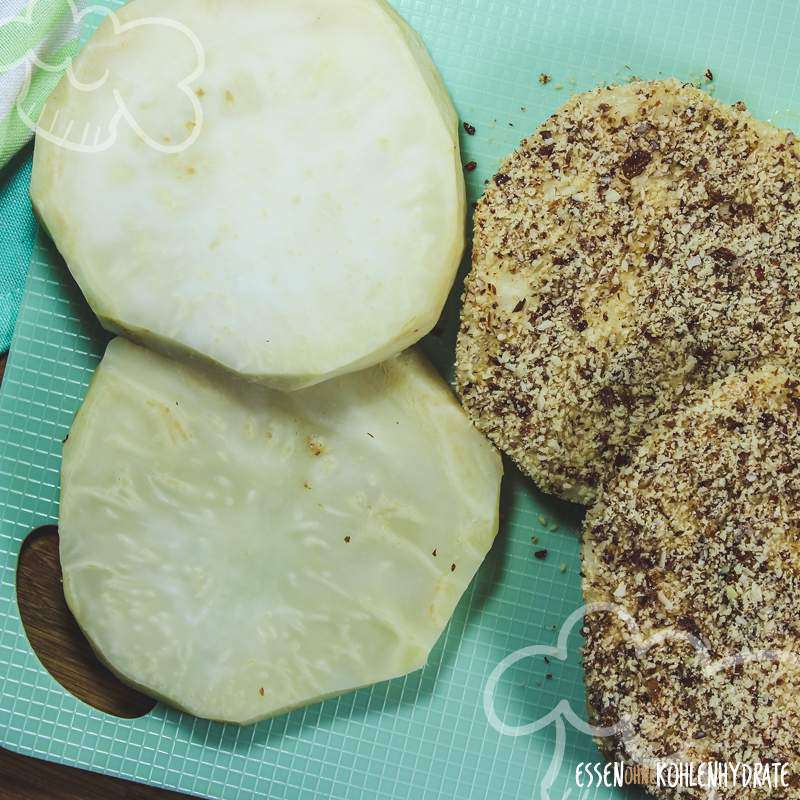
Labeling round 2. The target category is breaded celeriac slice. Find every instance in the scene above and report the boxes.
[457,79,800,503]
[582,365,800,800]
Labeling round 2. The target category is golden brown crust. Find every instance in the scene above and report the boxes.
[582,365,800,800]
[456,79,800,503]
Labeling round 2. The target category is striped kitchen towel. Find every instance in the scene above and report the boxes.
[0,0,83,170]
[0,0,82,350]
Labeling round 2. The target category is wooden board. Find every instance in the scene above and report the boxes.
[0,746,188,800]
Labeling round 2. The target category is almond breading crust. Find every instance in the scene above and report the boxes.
[456,79,800,503]
[582,366,800,800]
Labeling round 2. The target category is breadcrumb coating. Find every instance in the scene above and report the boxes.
[582,365,800,800]
[456,79,800,503]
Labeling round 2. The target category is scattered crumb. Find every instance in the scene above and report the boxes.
[464,161,478,172]
[704,68,714,82]
[463,121,476,136]
[307,436,324,456]
[554,83,564,91]
[538,515,547,526]
[258,687,265,697]
[539,73,551,85]
[344,535,351,543]
[531,535,539,544]
[559,563,567,573]
[534,549,548,560]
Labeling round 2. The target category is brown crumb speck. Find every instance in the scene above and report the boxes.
[620,149,652,179]
[710,247,737,264]
[307,436,324,456]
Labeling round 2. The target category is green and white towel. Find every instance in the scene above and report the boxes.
[0,0,82,169]
[0,0,82,351]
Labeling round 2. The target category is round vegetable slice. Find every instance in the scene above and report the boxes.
[457,79,800,503]
[60,339,502,724]
[31,0,465,390]
[582,365,800,797]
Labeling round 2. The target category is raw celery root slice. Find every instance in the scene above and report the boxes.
[59,339,502,724]
[31,0,465,390]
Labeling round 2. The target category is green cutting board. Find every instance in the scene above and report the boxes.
[1,1,798,798]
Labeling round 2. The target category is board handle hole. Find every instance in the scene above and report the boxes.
[16,525,156,719]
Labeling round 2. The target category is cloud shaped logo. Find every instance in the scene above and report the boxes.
[483,602,800,800]
[1,0,205,154]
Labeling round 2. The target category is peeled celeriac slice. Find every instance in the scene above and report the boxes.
[59,338,502,724]
[31,0,465,390]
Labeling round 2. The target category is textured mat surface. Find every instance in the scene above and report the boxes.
[1,1,799,798]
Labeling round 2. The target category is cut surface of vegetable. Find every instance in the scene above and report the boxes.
[59,339,502,724]
[31,0,465,390]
